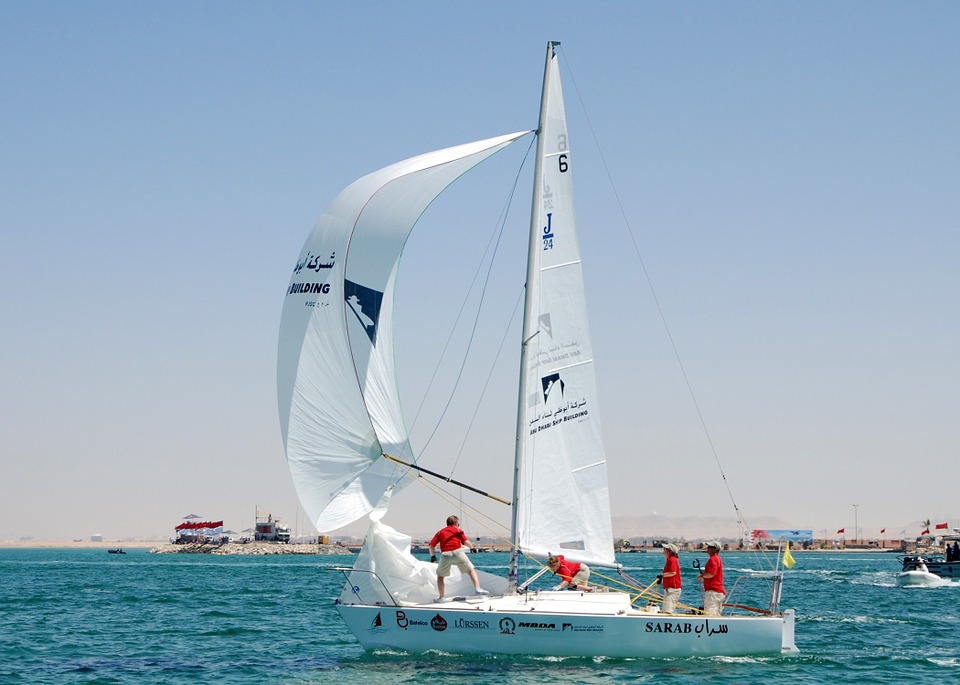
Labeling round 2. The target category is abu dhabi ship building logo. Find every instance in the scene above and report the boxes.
[344,280,383,345]
[541,372,564,403]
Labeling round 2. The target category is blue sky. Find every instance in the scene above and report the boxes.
[1,2,958,541]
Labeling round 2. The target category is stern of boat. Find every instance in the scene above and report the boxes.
[781,608,799,654]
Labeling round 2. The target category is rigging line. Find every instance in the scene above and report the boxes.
[416,139,536,459]
[448,286,524,476]
[558,45,749,533]
[414,475,626,592]
[405,136,537,440]
[414,472,512,541]
[417,467,640,595]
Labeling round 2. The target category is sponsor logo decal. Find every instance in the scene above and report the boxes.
[518,621,558,631]
[430,614,448,632]
[344,280,383,345]
[367,611,387,634]
[395,610,429,630]
[453,618,489,630]
[287,281,331,295]
[561,623,604,633]
[644,619,729,637]
[541,373,564,402]
[528,373,590,436]
[499,617,516,635]
[527,367,590,436]
[539,313,552,338]
[294,251,337,275]
[287,251,336,300]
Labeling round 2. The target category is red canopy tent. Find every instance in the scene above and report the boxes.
[175,520,224,530]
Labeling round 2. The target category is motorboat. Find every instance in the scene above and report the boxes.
[896,559,942,587]
[900,533,960,580]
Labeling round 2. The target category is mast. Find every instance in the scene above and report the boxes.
[509,40,559,588]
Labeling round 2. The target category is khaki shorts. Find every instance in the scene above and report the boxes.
[662,587,681,613]
[704,590,725,615]
[437,548,474,577]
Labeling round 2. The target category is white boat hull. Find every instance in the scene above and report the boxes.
[896,570,943,587]
[337,591,797,658]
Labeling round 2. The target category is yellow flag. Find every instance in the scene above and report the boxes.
[783,541,796,569]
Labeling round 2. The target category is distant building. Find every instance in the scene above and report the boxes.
[254,512,290,543]
[90,533,103,542]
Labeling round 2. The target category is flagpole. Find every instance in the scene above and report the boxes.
[853,504,859,546]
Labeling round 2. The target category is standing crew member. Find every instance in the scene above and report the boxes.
[698,541,726,615]
[429,515,488,602]
[657,543,682,613]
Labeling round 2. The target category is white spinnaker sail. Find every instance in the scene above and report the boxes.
[515,47,615,567]
[279,132,530,532]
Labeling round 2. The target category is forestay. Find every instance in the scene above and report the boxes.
[278,132,529,532]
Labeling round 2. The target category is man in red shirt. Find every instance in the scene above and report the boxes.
[429,515,488,602]
[697,541,726,615]
[547,554,592,591]
[657,543,682,613]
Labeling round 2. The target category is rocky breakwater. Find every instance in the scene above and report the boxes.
[150,542,355,555]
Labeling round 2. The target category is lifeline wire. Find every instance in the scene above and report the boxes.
[414,471,737,609]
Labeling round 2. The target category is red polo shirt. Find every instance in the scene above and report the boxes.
[430,525,467,552]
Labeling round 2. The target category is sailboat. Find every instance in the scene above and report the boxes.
[278,41,798,658]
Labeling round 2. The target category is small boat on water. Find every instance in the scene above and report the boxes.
[900,533,960,580]
[896,570,942,587]
[896,559,942,588]
[107,548,126,555]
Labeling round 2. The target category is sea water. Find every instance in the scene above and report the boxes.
[1,549,957,684]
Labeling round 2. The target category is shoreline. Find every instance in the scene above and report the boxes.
[0,540,162,549]
[1,539,901,554]
[149,542,351,555]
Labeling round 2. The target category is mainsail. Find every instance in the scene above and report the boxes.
[278,132,529,532]
[513,43,615,567]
